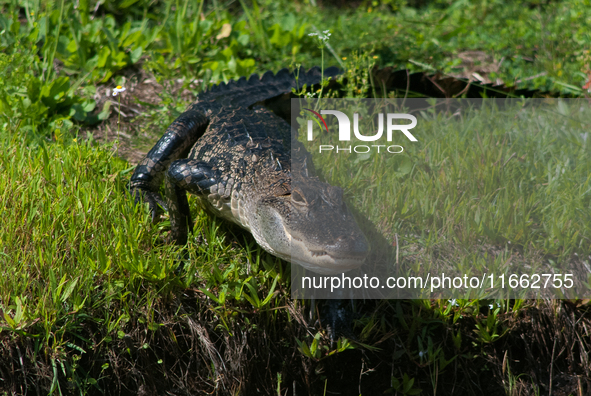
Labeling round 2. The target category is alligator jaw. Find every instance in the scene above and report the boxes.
[290,240,369,275]
[290,226,369,275]
[254,224,369,275]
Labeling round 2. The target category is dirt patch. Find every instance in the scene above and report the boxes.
[83,67,199,165]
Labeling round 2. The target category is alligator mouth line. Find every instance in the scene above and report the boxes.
[290,234,367,260]
[291,238,365,260]
[309,250,328,257]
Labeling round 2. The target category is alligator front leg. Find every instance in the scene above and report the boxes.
[164,159,218,245]
[129,106,210,220]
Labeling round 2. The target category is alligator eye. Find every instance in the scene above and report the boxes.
[292,191,306,204]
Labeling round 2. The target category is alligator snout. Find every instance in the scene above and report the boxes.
[296,227,369,275]
[327,234,369,260]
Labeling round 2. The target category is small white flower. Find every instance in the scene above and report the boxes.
[419,350,427,358]
[112,85,126,96]
[323,30,330,34]
[308,32,318,37]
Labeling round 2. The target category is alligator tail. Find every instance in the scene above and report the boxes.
[194,66,341,112]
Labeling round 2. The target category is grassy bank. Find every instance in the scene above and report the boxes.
[1,0,591,394]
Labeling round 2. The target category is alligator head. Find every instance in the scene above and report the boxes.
[247,173,369,275]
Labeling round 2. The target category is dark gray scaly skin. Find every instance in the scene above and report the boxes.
[130,67,369,275]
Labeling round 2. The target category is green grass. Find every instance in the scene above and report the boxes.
[0,132,292,392]
[1,0,591,394]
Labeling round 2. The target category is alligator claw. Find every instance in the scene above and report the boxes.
[132,188,166,223]
[322,299,355,342]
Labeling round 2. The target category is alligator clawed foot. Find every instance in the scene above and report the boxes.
[131,188,167,223]
[322,299,355,343]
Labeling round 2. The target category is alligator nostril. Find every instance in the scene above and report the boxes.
[330,234,369,258]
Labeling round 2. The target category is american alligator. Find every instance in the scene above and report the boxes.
[129,63,546,276]
[130,66,369,275]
